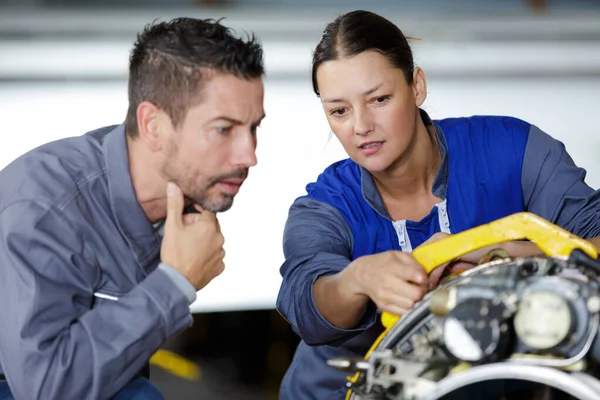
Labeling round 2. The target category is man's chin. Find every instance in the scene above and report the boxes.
[194,196,234,213]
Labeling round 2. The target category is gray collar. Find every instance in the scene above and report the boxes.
[103,124,161,270]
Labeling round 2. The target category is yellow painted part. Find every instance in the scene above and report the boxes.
[345,212,598,398]
[411,211,597,272]
[449,363,472,375]
[150,349,201,382]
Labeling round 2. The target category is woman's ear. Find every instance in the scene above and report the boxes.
[412,67,428,107]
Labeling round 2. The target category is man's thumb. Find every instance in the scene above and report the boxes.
[166,182,183,227]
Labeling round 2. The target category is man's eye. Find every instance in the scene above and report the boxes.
[217,126,232,135]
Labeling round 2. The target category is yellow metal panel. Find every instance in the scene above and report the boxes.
[345,212,598,398]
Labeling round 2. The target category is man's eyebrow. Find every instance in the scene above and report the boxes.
[322,83,383,104]
[208,116,244,125]
[208,114,266,126]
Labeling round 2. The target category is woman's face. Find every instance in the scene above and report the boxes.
[316,50,426,173]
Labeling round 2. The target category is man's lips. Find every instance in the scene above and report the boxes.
[216,179,244,195]
[219,179,244,185]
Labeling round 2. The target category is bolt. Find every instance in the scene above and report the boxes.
[587,296,600,313]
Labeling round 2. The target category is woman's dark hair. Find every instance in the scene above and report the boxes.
[311,10,415,97]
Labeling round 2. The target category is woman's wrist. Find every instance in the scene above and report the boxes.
[502,240,544,258]
[341,258,369,299]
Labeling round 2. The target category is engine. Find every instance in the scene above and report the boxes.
[328,213,600,400]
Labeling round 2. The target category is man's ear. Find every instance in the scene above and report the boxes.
[136,101,164,152]
[412,67,428,108]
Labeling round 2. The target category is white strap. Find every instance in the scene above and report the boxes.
[393,220,413,253]
[393,200,451,252]
[437,199,451,234]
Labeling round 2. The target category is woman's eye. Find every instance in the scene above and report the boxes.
[217,126,232,135]
[372,95,390,105]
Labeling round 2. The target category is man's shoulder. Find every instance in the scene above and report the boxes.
[0,124,119,211]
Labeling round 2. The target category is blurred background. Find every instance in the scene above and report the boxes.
[1,0,599,398]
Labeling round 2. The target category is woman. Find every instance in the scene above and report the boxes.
[275,9,600,400]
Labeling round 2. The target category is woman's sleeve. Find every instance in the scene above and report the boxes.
[275,197,378,346]
[521,125,600,238]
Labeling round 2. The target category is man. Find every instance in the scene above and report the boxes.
[0,17,265,399]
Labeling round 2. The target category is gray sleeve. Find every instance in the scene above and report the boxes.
[276,197,378,346]
[158,263,197,304]
[0,201,192,400]
[522,125,600,238]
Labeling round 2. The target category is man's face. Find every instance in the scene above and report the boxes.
[161,73,265,212]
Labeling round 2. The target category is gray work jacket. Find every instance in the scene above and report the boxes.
[0,124,195,399]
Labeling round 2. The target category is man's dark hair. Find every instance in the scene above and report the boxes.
[125,17,264,137]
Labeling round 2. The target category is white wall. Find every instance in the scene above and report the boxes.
[1,39,599,313]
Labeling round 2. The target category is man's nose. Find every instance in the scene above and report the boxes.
[232,133,258,167]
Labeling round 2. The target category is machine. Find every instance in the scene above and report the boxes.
[329,212,600,400]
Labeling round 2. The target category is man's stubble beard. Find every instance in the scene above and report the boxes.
[162,140,237,213]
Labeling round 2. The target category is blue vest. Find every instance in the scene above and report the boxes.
[304,115,530,259]
[280,115,533,400]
